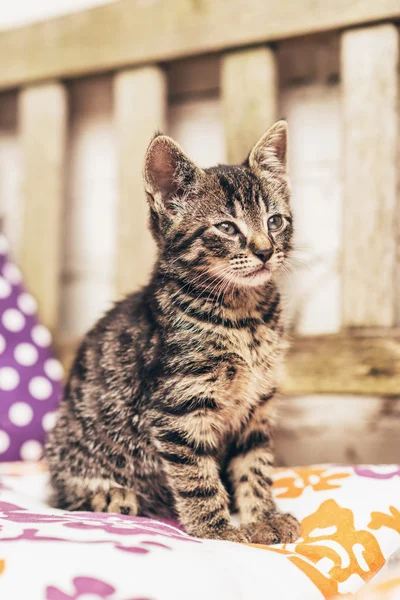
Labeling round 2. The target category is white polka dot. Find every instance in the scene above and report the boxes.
[31,324,52,347]
[17,292,37,316]
[14,343,39,367]
[42,411,58,432]
[44,358,64,381]
[20,440,43,461]
[0,234,9,255]
[29,376,52,400]
[0,334,5,355]
[2,308,25,332]
[0,430,10,453]
[9,402,33,427]
[0,276,11,299]
[3,262,22,285]
[0,367,20,391]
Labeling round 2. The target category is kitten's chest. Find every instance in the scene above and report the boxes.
[205,323,284,437]
[223,322,284,400]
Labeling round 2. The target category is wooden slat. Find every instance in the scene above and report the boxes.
[1,0,400,91]
[0,92,19,254]
[58,332,400,396]
[341,25,400,327]
[275,395,400,466]
[278,33,339,86]
[221,46,278,164]
[19,82,67,335]
[283,334,400,395]
[55,334,78,374]
[114,66,166,298]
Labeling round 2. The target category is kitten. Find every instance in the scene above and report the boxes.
[46,120,300,544]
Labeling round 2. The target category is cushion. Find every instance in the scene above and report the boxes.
[0,232,63,461]
[0,463,399,599]
[341,563,400,599]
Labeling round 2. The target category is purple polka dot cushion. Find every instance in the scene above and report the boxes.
[0,232,63,462]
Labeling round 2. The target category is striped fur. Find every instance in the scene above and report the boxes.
[46,121,300,544]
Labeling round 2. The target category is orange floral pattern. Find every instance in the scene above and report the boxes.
[260,499,385,598]
[369,507,400,535]
[273,467,351,499]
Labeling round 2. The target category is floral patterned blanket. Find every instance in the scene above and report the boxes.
[1,462,400,600]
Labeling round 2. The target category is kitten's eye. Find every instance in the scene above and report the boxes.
[215,222,239,236]
[267,215,283,231]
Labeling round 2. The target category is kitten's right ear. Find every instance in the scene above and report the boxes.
[143,134,203,215]
[247,120,288,176]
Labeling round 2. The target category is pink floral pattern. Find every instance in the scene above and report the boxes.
[0,501,196,554]
[47,577,116,600]
[46,576,152,600]
[355,467,400,480]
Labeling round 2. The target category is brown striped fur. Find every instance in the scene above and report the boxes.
[46,121,300,544]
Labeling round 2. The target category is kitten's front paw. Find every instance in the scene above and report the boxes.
[192,525,250,544]
[242,512,301,545]
[91,487,139,516]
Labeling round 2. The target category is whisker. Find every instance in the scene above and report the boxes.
[172,264,234,324]
[168,264,229,301]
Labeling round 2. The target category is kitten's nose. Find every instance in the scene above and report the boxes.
[253,247,274,263]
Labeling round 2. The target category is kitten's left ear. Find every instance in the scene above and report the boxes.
[247,120,288,176]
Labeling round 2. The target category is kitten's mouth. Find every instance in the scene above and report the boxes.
[244,265,270,278]
[232,265,272,287]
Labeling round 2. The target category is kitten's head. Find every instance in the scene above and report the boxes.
[143,120,292,288]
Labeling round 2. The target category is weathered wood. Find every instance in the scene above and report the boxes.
[114,66,166,298]
[0,92,20,254]
[55,334,78,375]
[281,83,342,336]
[341,25,400,327]
[283,334,400,395]
[168,96,225,168]
[60,75,116,338]
[221,46,278,164]
[168,55,220,100]
[19,82,67,335]
[57,332,400,396]
[278,33,339,86]
[1,0,400,90]
[275,395,400,466]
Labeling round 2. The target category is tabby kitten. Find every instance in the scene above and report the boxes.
[46,120,300,544]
